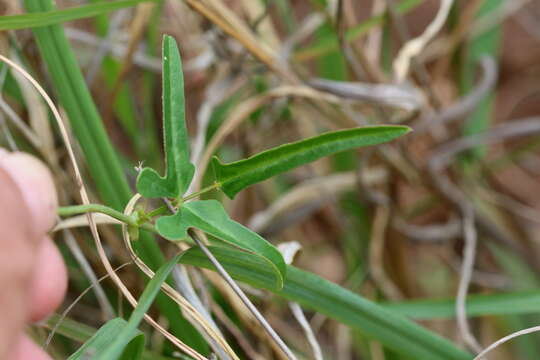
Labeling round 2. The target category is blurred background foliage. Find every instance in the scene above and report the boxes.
[2,0,540,359]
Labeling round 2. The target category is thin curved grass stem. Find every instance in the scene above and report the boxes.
[189,229,297,360]
[0,52,206,360]
[161,198,297,360]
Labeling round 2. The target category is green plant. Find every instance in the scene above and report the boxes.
[54,34,478,360]
[0,0,157,31]
[67,254,182,360]
[23,0,207,351]
[3,0,538,357]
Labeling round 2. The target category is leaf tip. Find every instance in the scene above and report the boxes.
[400,125,413,134]
[386,124,412,134]
[162,34,176,46]
[382,124,412,139]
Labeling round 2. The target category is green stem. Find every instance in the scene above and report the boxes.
[181,182,220,203]
[56,182,221,236]
[142,182,221,220]
[57,204,156,233]
[144,205,168,219]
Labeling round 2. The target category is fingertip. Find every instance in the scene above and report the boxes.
[0,151,57,235]
[11,335,52,360]
[28,238,67,322]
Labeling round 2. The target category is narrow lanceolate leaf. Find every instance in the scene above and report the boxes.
[67,318,145,360]
[156,200,286,289]
[179,246,472,360]
[0,0,157,31]
[96,254,182,360]
[137,35,195,198]
[212,125,410,198]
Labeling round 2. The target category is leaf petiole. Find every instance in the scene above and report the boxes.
[143,205,169,219]
[57,204,156,233]
[180,182,220,203]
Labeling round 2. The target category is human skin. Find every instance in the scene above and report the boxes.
[0,150,67,360]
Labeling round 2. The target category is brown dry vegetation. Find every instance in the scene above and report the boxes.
[2,0,540,359]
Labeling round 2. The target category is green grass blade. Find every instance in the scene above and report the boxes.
[137,35,195,198]
[1,0,157,30]
[460,0,503,160]
[179,246,471,360]
[103,58,139,142]
[67,318,144,360]
[96,254,181,360]
[45,315,179,360]
[89,0,154,160]
[212,126,410,198]
[23,0,131,210]
[46,314,96,344]
[156,200,286,289]
[382,291,540,320]
[69,256,182,359]
[315,21,347,80]
[23,1,208,352]
[295,0,423,62]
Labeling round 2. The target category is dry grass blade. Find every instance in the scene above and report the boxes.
[184,0,296,81]
[9,50,56,166]
[0,63,17,149]
[184,227,297,360]
[393,216,461,243]
[290,300,323,360]
[278,242,323,360]
[66,27,161,73]
[0,111,17,150]
[474,325,540,360]
[393,0,453,82]
[53,213,123,231]
[105,2,155,121]
[0,54,207,360]
[413,56,498,133]
[430,117,540,171]
[171,265,231,359]
[309,78,424,111]
[369,205,404,300]
[190,74,236,169]
[61,229,116,320]
[471,0,530,38]
[365,0,386,64]
[1,53,115,321]
[44,262,132,349]
[193,85,341,192]
[427,116,540,353]
[0,84,41,148]
[478,189,540,225]
[85,10,129,84]
[240,0,279,49]
[188,73,243,195]
[279,13,324,62]
[9,0,540,357]
[248,169,387,234]
[456,205,482,353]
[122,194,240,360]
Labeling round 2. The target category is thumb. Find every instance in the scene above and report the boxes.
[0,150,57,358]
[0,150,57,234]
